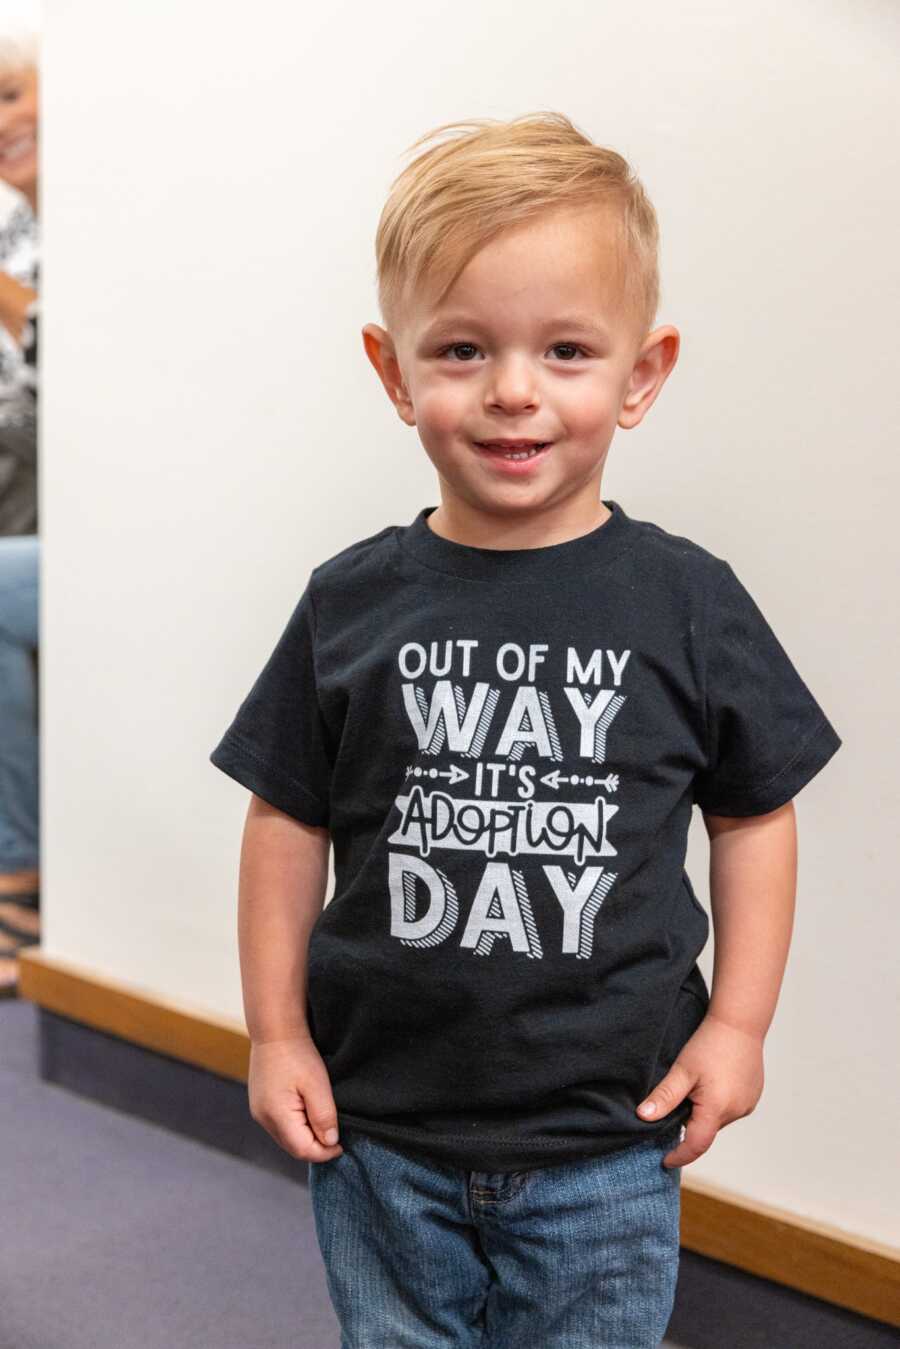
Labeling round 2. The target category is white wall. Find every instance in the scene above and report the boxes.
[40,0,898,1246]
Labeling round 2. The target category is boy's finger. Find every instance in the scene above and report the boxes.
[269,1114,343,1161]
[662,1117,718,1168]
[303,1096,341,1147]
[636,1062,692,1118]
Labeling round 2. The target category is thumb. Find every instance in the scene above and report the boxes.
[637,1061,692,1119]
[303,1075,341,1147]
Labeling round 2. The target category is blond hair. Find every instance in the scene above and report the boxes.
[374,111,660,340]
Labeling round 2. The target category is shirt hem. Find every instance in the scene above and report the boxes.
[334,1109,688,1172]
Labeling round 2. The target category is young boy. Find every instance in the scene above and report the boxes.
[210,112,842,1347]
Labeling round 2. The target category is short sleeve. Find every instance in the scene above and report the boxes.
[210,578,333,826]
[692,562,842,817]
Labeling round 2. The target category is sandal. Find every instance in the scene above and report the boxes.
[0,901,41,1000]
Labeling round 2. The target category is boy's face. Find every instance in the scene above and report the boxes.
[363,203,678,533]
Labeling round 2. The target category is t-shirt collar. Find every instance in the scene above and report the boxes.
[399,499,634,583]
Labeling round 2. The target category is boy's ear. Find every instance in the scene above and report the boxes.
[616,325,680,432]
[361,324,416,427]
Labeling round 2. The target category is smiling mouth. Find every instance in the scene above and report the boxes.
[475,441,552,460]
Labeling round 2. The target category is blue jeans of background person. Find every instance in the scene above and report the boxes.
[0,534,39,873]
[308,1119,684,1349]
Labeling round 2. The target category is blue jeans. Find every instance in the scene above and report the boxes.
[0,535,40,873]
[308,1119,684,1349]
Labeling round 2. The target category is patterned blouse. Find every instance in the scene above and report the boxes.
[0,192,39,536]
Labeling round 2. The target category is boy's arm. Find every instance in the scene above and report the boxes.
[635,799,797,1166]
[238,791,329,1044]
[703,800,797,1039]
[237,792,344,1160]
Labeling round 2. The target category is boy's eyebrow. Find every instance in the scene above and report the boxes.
[420,313,612,341]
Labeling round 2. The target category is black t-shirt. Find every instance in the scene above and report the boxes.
[210,499,842,1170]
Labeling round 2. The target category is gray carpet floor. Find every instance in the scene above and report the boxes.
[1,999,342,1349]
[2,999,895,1349]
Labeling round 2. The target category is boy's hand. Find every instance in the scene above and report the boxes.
[635,1012,765,1168]
[247,1033,344,1163]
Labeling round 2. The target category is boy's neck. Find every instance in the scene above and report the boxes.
[426,496,612,551]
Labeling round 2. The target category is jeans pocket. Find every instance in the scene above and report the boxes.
[651,1119,687,1152]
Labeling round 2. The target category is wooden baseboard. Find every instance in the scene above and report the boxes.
[17,947,900,1328]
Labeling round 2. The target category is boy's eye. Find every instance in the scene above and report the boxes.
[436,342,588,362]
[439,342,480,362]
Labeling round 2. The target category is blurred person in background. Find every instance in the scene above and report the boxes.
[0,26,40,997]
